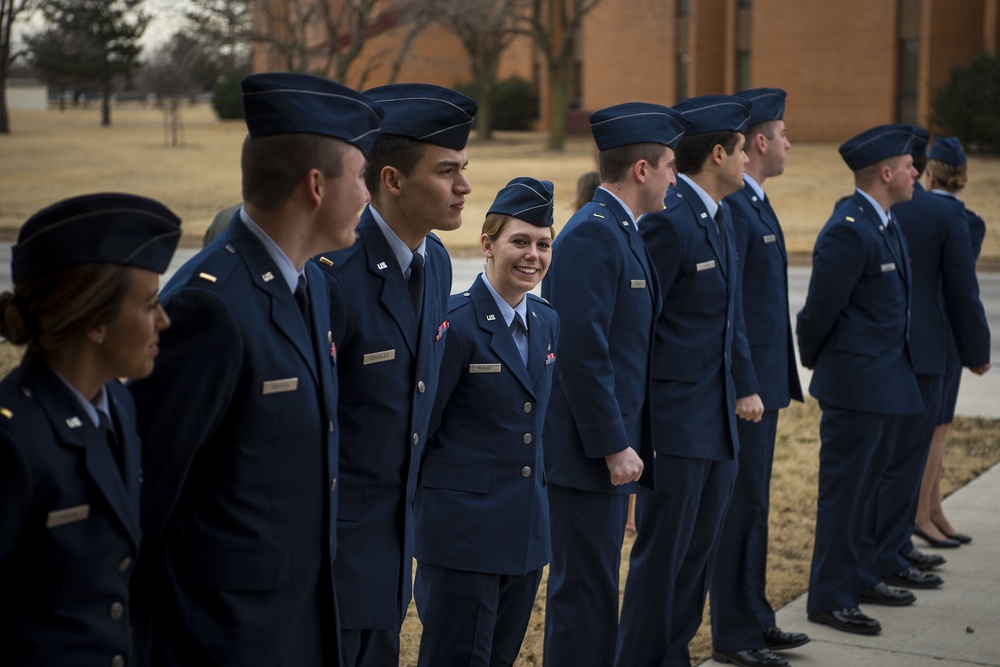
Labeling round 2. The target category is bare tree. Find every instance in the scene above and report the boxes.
[434,0,527,140]
[142,32,202,146]
[525,0,605,150]
[0,0,36,134]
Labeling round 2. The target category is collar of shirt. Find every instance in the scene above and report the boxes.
[597,186,637,225]
[240,207,303,294]
[743,173,766,202]
[369,205,427,277]
[678,173,721,219]
[481,272,528,332]
[855,188,891,228]
[931,189,960,201]
[53,370,109,428]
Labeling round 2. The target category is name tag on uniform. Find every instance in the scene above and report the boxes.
[763,234,777,244]
[881,262,896,273]
[262,378,299,394]
[630,280,647,289]
[362,349,396,365]
[697,260,716,272]
[47,504,90,528]
[469,363,502,374]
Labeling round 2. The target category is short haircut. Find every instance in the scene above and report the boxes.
[482,212,554,241]
[598,143,665,184]
[0,264,132,354]
[854,155,903,188]
[364,135,426,202]
[675,130,742,175]
[241,133,347,211]
[926,159,968,193]
[745,119,778,143]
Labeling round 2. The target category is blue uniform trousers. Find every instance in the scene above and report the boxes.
[615,455,738,667]
[340,628,400,667]
[710,409,780,651]
[415,563,542,667]
[807,405,901,612]
[544,483,629,667]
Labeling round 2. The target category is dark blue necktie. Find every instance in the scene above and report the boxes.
[409,252,424,320]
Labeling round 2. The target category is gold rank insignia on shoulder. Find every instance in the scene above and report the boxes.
[0,407,12,419]
[319,256,334,267]
[198,272,217,283]
[593,213,605,219]
[845,216,855,223]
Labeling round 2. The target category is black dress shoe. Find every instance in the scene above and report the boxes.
[913,525,961,548]
[943,530,972,544]
[762,626,810,651]
[808,607,881,635]
[859,582,916,606]
[884,566,943,589]
[712,648,789,667]
[906,547,946,571]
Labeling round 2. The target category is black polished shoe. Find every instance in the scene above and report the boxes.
[859,582,916,606]
[808,607,881,635]
[913,525,961,548]
[762,626,811,651]
[884,566,943,589]
[712,648,789,667]
[906,547,946,571]
[943,530,973,544]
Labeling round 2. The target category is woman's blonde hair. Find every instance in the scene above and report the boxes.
[926,159,968,193]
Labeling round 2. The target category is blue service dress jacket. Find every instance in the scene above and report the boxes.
[128,217,341,667]
[638,177,752,461]
[893,184,991,374]
[728,183,804,408]
[415,275,559,574]
[0,352,141,666]
[541,187,659,492]
[314,209,452,630]
[797,191,923,415]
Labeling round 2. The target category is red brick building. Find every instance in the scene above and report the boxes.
[253,0,1000,141]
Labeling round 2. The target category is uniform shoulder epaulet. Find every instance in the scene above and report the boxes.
[844,216,856,223]
[447,291,475,313]
[426,232,445,248]
[182,244,240,289]
[527,293,553,309]
[314,236,364,274]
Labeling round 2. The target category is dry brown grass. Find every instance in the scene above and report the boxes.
[2,105,999,665]
[2,104,999,263]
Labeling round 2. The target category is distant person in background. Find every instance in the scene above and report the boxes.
[414,177,558,667]
[914,136,991,548]
[202,203,241,247]
[0,193,180,666]
[571,171,600,211]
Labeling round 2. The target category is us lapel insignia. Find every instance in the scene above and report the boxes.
[65,416,83,429]
[376,261,388,270]
[262,271,275,282]
[486,314,496,321]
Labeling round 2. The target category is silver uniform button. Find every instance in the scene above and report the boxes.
[330,477,337,492]
[523,402,533,413]
[521,466,532,477]
[417,381,426,394]
[117,556,133,573]
[522,433,533,445]
[328,421,335,433]
[110,655,125,667]
[412,433,420,446]
[109,601,125,621]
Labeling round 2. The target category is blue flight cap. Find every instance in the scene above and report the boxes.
[928,136,967,166]
[487,177,555,228]
[364,83,478,150]
[839,124,918,171]
[12,193,182,284]
[589,102,686,150]
[734,88,786,126]
[674,95,752,135]
[242,72,385,155]
[909,125,931,160]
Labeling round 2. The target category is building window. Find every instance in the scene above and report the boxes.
[897,37,919,124]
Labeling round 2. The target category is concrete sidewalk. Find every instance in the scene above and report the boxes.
[703,461,1000,666]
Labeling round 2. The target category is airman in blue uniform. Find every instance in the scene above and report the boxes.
[128,73,384,666]
[0,193,180,666]
[312,83,477,667]
[541,102,684,667]
[616,95,762,667]
[414,177,558,667]
[798,124,924,636]
[710,88,809,667]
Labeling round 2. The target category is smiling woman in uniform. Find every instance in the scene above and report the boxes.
[413,177,559,667]
[0,193,179,666]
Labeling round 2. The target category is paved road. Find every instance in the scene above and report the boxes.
[2,245,997,417]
